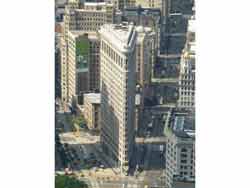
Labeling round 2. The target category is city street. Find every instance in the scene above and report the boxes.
[56,103,168,188]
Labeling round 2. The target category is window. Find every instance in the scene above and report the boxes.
[181,148,187,152]
[181,154,187,158]
[181,160,187,164]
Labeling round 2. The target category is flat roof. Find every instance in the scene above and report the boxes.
[173,115,195,138]
[84,93,101,104]
[69,30,98,39]
[99,23,136,53]
[84,2,107,6]
[173,180,195,188]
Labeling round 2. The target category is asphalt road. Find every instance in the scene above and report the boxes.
[56,103,168,187]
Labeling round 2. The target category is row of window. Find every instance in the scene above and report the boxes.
[180,165,193,170]
[101,41,127,68]
[180,171,193,176]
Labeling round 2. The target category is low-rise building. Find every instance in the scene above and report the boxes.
[83,93,101,130]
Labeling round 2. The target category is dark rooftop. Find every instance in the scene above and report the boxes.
[170,0,194,15]
[122,6,161,27]
[154,56,180,79]
[160,35,186,55]
[166,14,188,33]
[168,114,195,139]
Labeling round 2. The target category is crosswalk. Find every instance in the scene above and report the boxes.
[89,181,139,188]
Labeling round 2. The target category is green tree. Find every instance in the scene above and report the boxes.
[72,115,85,126]
[55,175,88,188]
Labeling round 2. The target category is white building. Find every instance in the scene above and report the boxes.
[178,18,195,109]
[60,0,115,105]
[99,23,137,174]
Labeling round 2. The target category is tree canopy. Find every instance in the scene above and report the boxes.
[55,175,88,188]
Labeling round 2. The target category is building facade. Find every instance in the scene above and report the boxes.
[165,113,195,188]
[60,28,68,102]
[64,31,101,105]
[64,1,115,39]
[178,18,195,109]
[135,0,162,9]
[135,26,156,103]
[110,0,136,10]
[83,93,101,130]
[122,7,161,51]
[99,23,137,174]
[60,1,114,104]
[67,31,90,105]
[87,32,101,92]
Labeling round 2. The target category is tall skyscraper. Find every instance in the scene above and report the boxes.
[99,23,137,174]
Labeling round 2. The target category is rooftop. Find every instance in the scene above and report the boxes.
[173,115,195,138]
[173,179,195,188]
[170,0,194,15]
[84,93,101,104]
[124,6,161,14]
[122,7,161,26]
[69,30,98,39]
[99,23,137,53]
[84,2,107,6]
[153,56,180,79]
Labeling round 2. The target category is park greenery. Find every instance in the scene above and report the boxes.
[65,114,86,129]
[55,175,88,188]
